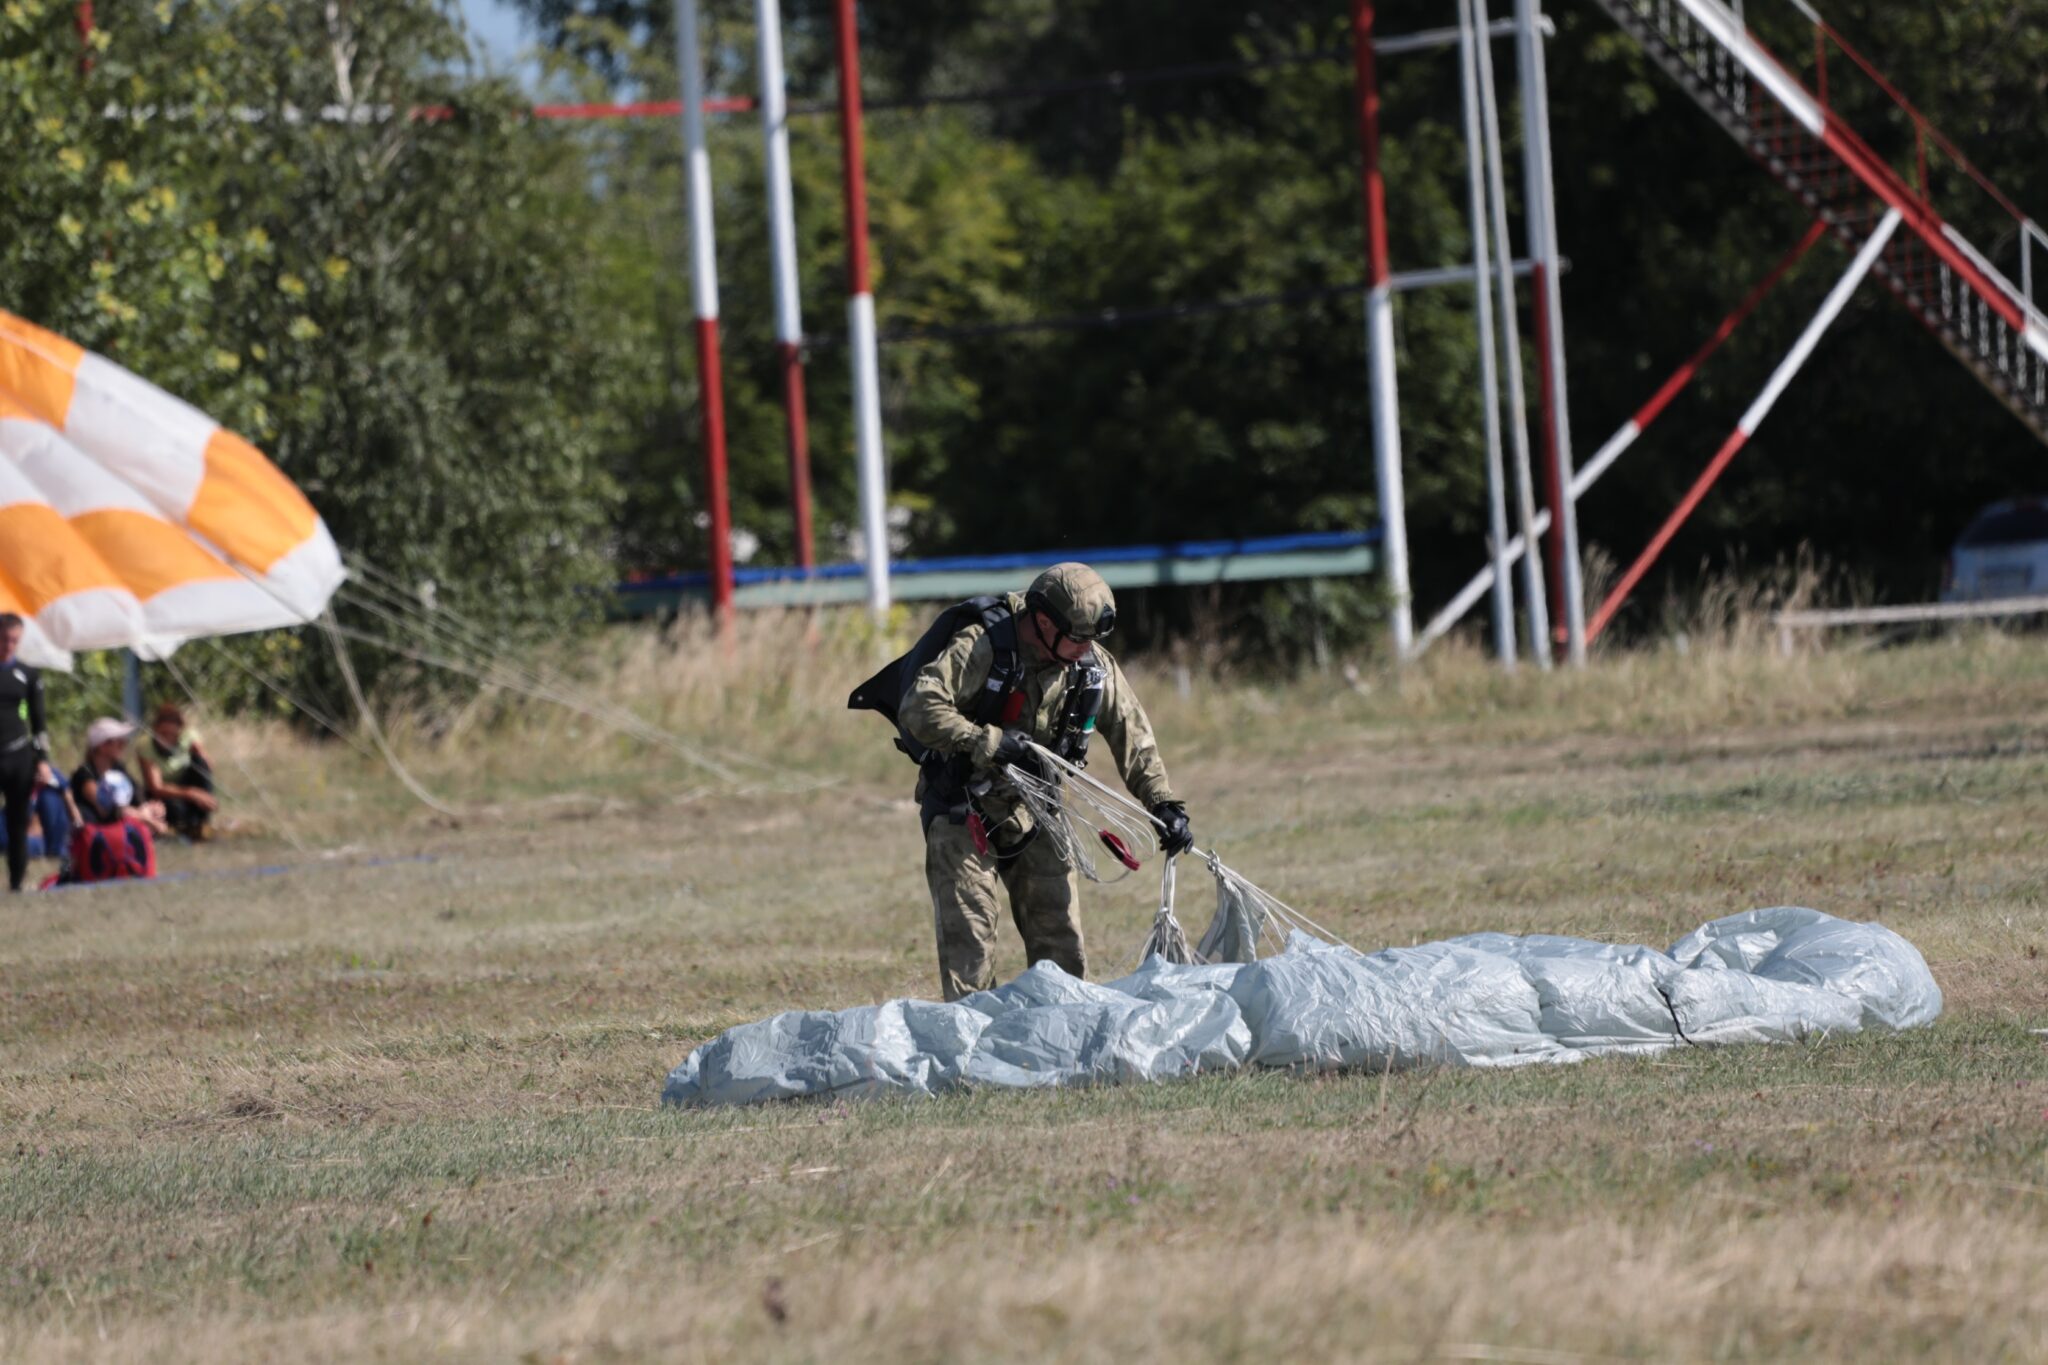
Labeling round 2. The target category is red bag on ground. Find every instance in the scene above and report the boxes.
[67,817,157,883]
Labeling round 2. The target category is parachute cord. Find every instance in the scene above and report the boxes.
[220,551,800,795]
[321,610,727,798]
[339,557,794,783]
[318,610,462,819]
[332,572,702,758]
[1655,982,1703,1049]
[156,648,311,855]
[1020,739,1360,955]
[1004,758,1154,885]
[331,580,816,792]
[195,636,376,761]
[1135,855,1195,967]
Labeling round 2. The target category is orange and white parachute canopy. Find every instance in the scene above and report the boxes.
[0,308,343,670]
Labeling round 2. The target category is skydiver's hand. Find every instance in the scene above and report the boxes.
[1151,801,1193,856]
[991,729,1038,774]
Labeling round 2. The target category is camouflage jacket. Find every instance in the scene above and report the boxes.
[900,592,1175,835]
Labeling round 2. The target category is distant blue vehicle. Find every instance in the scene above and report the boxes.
[1942,498,2048,602]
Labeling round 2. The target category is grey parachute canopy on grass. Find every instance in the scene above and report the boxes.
[661,906,1941,1107]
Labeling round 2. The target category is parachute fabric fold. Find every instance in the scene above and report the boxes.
[0,572,71,670]
[0,308,343,665]
[662,907,1942,1107]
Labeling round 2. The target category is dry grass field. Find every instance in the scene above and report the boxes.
[4,616,2047,1362]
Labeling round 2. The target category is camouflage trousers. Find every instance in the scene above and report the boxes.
[921,813,1084,1002]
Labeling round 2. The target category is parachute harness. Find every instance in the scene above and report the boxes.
[1008,740,1358,969]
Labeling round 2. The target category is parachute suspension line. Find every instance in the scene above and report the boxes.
[330,563,664,741]
[322,602,738,791]
[331,567,786,786]
[338,555,837,797]
[1138,855,1196,965]
[1207,854,1359,953]
[329,572,662,740]
[195,636,377,761]
[1019,739,1361,960]
[316,610,462,819]
[1020,741,1160,833]
[331,595,837,800]
[336,557,767,770]
[156,648,310,854]
[330,580,720,764]
[1004,751,1158,886]
[202,521,771,808]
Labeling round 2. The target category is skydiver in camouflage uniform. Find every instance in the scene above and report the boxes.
[893,564,1194,1001]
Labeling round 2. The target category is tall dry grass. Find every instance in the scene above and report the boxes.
[178,563,2048,842]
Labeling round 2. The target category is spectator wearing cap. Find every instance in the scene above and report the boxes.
[139,702,218,841]
[72,718,170,836]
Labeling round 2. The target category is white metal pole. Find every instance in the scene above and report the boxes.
[1366,295,1409,656]
[1471,0,1551,667]
[848,293,889,613]
[1517,0,1586,663]
[1458,2,1516,667]
[1415,219,1828,654]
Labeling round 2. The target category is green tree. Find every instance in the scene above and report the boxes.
[3,0,637,704]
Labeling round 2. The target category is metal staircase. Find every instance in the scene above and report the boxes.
[1587,0,2048,443]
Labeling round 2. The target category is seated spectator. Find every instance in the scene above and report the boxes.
[72,718,169,836]
[139,702,217,841]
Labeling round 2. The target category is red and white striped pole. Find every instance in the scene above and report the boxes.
[1587,209,1902,643]
[1571,220,1827,494]
[754,0,814,571]
[674,0,734,621]
[1352,0,1411,658]
[1413,219,1828,654]
[834,0,891,618]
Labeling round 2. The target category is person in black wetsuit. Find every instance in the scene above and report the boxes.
[0,614,59,893]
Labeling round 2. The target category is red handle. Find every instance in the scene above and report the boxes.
[1099,830,1140,871]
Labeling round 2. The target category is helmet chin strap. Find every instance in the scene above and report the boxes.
[1029,610,1065,660]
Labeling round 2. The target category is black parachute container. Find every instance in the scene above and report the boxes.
[848,597,1021,764]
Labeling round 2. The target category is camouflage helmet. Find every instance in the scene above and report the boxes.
[1026,562,1117,641]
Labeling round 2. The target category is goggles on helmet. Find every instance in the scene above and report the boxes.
[1026,589,1116,643]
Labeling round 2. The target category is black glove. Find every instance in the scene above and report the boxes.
[991,729,1039,774]
[1151,801,1193,856]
